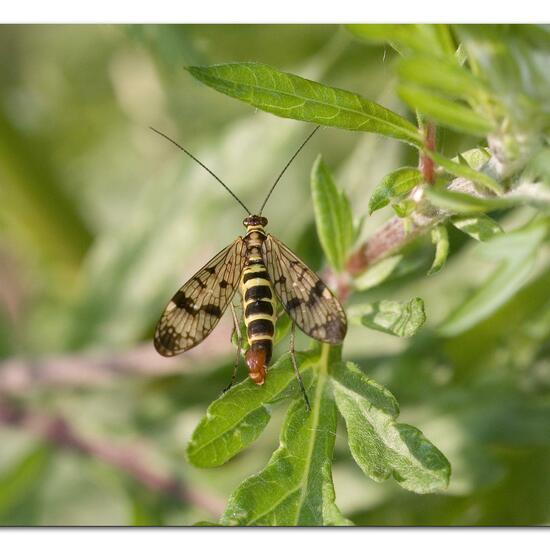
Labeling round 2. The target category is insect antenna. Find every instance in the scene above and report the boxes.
[150,127,251,215]
[259,125,321,215]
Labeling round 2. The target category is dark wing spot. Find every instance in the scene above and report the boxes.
[202,304,222,317]
[324,317,347,343]
[193,276,207,289]
[286,297,302,310]
[219,280,229,289]
[307,281,327,305]
[205,266,216,275]
[155,328,178,355]
[173,291,197,315]
[313,280,326,296]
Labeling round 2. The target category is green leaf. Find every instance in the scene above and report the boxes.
[187,63,422,146]
[353,255,403,291]
[186,351,319,468]
[455,25,550,125]
[433,24,459,58]
[392,198,416,218]
[331,362,451,493]
[397,83,494,137]
[451,215,503,241]
[398,56,489,102]
[458,147,491,170]
[425,186,517,214]
[428,224,449,275]
[222,346,351,526]
[352,298,426,337]
[311,156,354,272]
[427,151,503,195]
[346,24,450,57]
[368,167,423,215]
[440,219,549,336]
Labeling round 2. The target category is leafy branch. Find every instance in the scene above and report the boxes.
[4,24,546,527]
[181,24,550,526]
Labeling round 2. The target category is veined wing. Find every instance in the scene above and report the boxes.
[154,238,247,356]
[261,235,347,344]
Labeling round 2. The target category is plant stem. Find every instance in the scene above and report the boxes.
[419,121,436,184]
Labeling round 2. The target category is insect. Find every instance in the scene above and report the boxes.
[152,126,347,409]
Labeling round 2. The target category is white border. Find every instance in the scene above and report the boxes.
[0,527,547,549]
[0,0,549,23]
[1,1,549,543]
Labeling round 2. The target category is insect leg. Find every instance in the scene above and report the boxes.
[223,302,243,394]
[289,321,311,412]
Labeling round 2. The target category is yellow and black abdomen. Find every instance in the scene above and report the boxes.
[241,261,277,385]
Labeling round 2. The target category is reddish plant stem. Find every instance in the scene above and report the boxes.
[0,320,231,397]
[419,121,436,184]
[345,168,501,277]
[346,217,408,276]
[0,399,225,518]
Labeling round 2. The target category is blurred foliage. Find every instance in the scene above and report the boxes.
[0,24,550,526]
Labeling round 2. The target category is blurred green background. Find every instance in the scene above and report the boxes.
[0,24,549,526]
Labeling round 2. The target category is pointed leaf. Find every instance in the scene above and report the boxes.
[425,186,517,214]
[186,351,319,468]
[187,63,421,146]
[398,56,489,102]
[311,155,354,272]
[222,352,350,526]
[392,198,416,218]
[347,24,450,57]
[428,224,449,275]
[368,167,423,215]
[458,147,491,170]
[451,215,503,241]
[353,298,426,337]
[331,362,450,494]
[427,150,503,195]
[398,83,494,137]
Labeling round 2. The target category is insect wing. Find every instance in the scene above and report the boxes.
[154,238,247,356]
[261,235,347,344]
